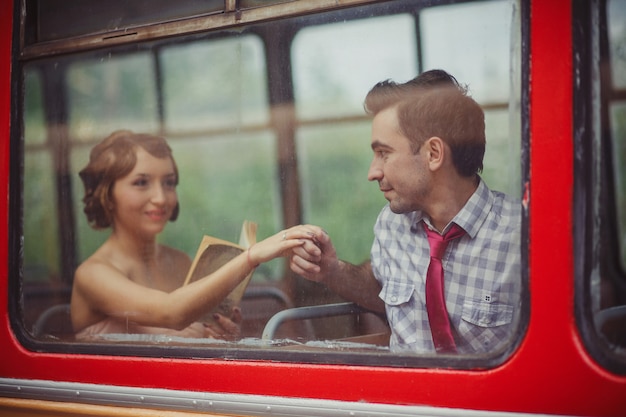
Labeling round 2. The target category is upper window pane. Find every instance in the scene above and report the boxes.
[24,69,46,146]
[292,14,418,119]
[608,0,626,89]
[68,54,159,140]
[421,1,515,104]
[421,0,520,196]
[28,0,223,43]
[161,36,269,132]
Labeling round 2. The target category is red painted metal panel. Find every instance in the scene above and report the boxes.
[0,0,625,416]
[1,0,13,339]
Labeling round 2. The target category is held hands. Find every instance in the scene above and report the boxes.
[201,225,336,340]
[289,225,339,284]
[247,225,322,266]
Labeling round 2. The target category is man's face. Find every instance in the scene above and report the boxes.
[367,106,432,214]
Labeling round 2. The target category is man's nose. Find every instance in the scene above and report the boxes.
[367,158,382,182]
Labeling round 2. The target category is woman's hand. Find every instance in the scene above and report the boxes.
[202,306,243,340]
[247,225,322,266]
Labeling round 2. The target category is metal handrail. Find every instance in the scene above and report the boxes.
[261,302,366,340]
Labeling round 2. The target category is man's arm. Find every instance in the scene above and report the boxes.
[290,227,385,313]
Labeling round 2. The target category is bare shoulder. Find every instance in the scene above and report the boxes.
[73,251,125,286]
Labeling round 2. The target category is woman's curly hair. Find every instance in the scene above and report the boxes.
[79,130,180,229]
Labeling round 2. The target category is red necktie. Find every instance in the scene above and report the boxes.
[423,222,465,353]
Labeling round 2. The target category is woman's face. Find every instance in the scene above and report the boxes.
[111,147,178,238]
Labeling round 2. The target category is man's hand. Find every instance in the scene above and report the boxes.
[289,226,339,284]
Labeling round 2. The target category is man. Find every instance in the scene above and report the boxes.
[291,70,521,354]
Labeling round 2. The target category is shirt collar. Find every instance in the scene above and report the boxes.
[410,177,493,239]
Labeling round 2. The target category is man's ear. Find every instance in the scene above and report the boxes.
[425,136,445,171]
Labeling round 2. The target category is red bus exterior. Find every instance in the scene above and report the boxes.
[0,0,625,416]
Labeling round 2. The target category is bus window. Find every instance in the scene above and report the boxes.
[608,0,626,274]
[161,37,269,132]
[420,0,521,196]
[26,0,224,45]
[68,54,160,140]
[15,0,526,367]
[293,14,418,120]
[292,14,418,323]
[22,69,63,318]
[577,0,626,373]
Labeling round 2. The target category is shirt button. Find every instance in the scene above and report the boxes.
[391,296,398,303]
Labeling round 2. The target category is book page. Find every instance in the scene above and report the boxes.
[183,221,257,321]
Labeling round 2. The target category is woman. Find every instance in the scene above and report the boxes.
[71,130,312,340]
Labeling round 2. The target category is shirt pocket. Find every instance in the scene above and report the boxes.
[379,281,415,306]
[379,281,417,346]
[461,300,513,327]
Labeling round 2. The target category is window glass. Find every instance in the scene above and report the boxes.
[608,0,626,89]
[70,145,106,262]
[581,0,626,369]
[611,102,626,271]
[30,0,223,43]
[421,0,520,196]
[24,151,60,283]
[68,54,159,140]
[292,14,418,119]
[24,69,46,145]
[161,36,269,132]
[240,0,292,8]
[160,134,283,281]
[482,109,519,195]
[608,1,626,270]
[292,14,418,266]
[297,123,381,266]
[17,0,524,366]
[421,1,514,104]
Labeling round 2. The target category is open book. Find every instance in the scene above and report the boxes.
[182,220,257,322]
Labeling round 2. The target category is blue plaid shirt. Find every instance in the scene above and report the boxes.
[371,179,522,354]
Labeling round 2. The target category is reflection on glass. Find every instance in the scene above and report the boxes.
[24,69,46,145]
[610,102,626,275]
[589,0,626,356]
[161,133,282,281]
[608,0,626,89]
[296,123,381,266]
[591,0,626,354]
[483,109,520,196]
[292,14,417,119]
[161,36,268,132]
[421,0,515,104]
[23,152,60,283]
[68,54,159,140]
[20,0,523,363]
[421,0,520,196]
[33,0,224,43]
